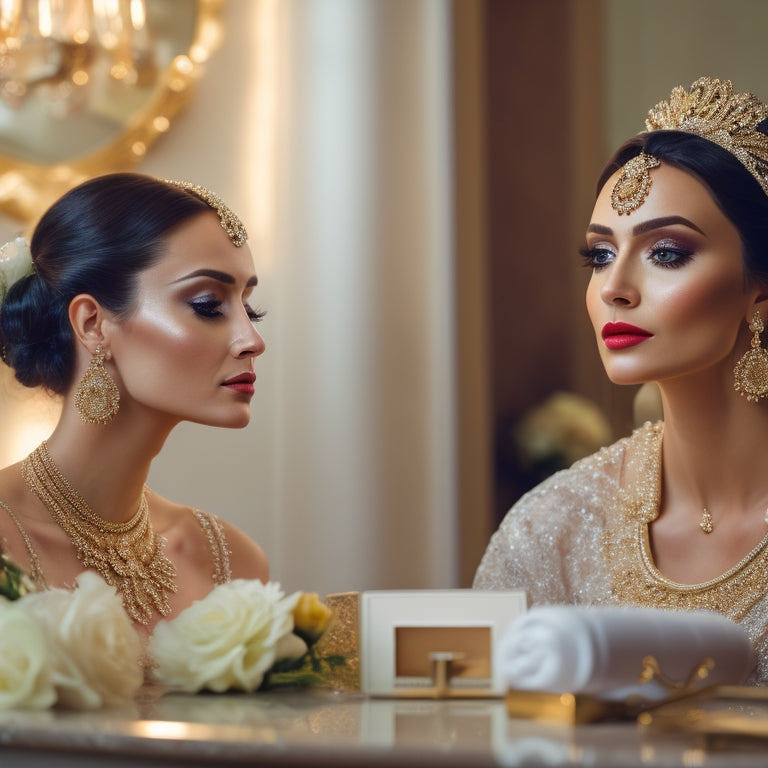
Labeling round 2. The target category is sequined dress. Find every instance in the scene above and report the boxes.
[473,421,768,683]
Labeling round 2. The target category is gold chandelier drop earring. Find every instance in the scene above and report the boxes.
[73,345,121,424]
[734,311,768,402]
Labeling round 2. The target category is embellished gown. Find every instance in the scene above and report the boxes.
[473,421,768,684]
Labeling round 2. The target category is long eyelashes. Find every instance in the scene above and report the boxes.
[578,244,694,271]
[189,299,222,318]
[648,244,694,269]
[579,246,613,270]
[189,299,266,322]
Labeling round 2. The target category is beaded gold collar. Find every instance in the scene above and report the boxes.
[22,442,177,624]
[603,422,768,622]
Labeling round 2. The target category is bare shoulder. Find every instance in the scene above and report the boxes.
[215,516,270,582]
[147,491,269,583]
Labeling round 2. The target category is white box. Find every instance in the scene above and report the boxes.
[360,589,528,697]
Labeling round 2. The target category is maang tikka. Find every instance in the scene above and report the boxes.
[733,311,768,403]
[611,152,661,215]
[73,346,121,423]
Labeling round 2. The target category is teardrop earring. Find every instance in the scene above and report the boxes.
[733,311,768,402]
[73,346,120,424]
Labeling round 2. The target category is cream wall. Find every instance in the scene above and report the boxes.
[604,0,768,155]
[0,0,457,595]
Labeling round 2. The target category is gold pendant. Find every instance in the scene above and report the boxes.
[700,508,713,534]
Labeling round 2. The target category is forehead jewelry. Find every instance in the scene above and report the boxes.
[611,152,662,215]
[165,180,248,247]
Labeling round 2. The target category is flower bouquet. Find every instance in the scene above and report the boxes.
[0,546,346,706]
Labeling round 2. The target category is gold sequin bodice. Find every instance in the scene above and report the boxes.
[474,421,768,683]
[604,422,768,623]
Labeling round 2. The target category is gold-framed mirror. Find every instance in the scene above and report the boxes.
[0,0,223,223]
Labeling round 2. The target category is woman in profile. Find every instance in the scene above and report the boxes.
[0,173,269,636]
[474,77,768,680]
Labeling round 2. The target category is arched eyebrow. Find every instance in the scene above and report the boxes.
[171,269,258,287]
[587,216,706,237]
[631,216,705,236]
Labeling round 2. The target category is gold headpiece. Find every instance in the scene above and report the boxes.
[645,76,768,197]
[165,180,248,247]
[610,153,661,215]
[610,77,768,215]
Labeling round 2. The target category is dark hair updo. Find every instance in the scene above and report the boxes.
[0,172,214,393]
[596,128,768,286]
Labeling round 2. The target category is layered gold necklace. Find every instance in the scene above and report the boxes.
[22,441,177,624]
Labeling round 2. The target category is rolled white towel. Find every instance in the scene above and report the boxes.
[497,605,753,702]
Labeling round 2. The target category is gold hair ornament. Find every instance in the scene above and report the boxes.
[610,152,661,215]
[645,76,768,197]
[0,236,33,303]
[165,180,248,247]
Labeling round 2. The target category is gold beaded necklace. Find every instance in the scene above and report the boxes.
[21,441,177,624]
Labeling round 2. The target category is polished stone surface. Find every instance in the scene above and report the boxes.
[2,689,768,767]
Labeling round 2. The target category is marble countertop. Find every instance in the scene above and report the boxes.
[2,688,768,767]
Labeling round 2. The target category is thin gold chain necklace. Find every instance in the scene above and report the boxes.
[21,441,177,624]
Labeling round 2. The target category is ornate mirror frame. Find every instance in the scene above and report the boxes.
[0,0,223,223]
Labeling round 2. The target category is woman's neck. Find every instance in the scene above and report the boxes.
[41,401,177,523]
[658,377,768,513]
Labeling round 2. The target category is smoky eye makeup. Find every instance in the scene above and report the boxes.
[187,294,267,323]
[188,297,223,318]
[579,244,615,270]
[646,238,695,269]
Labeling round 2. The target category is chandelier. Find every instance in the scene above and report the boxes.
[0,0,222,222]
[0,0,159,114]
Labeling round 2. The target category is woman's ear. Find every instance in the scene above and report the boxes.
[748,286,768,323]
[68,294,108,354]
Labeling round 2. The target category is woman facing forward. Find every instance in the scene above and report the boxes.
[0,173,269,636]
[474,77,768,681]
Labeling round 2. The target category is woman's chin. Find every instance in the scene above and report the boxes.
[189,410,252,430]
[603,369,648,387]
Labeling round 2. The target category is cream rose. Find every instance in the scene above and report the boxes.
[0,599,56,710]
[149,580,302,693]
[20,572,143,710]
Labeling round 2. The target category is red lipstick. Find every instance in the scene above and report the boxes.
[222,372,256,394]
[601,322,653,350]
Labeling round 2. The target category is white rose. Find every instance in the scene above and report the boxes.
[149,580,300,693]
[20,572,143,710]
[0,599,56,710]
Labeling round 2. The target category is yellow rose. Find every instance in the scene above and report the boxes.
[293,592,333,644]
